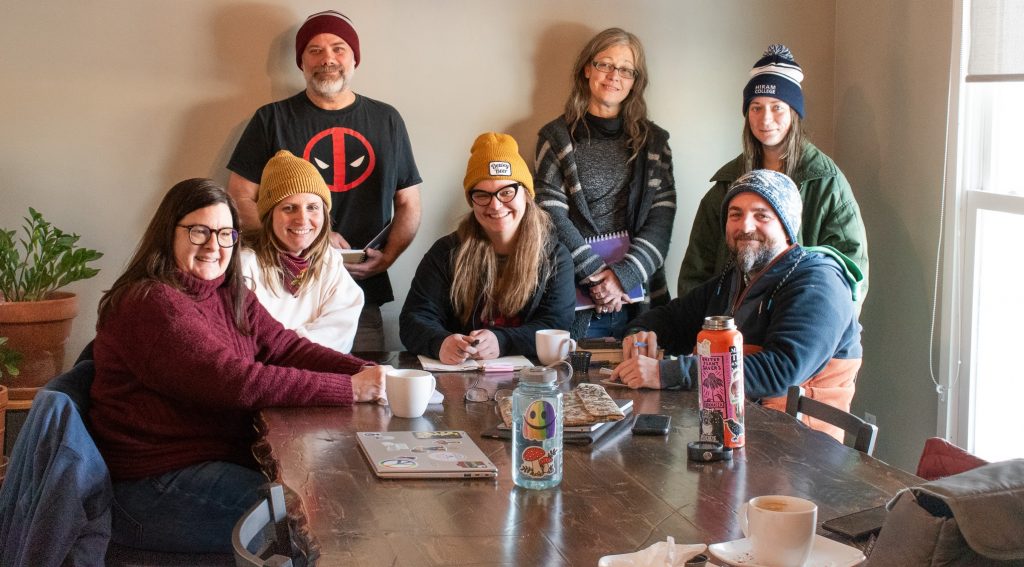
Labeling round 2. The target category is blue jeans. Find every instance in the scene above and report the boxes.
[585,309,630,340]
[111,461,265,553]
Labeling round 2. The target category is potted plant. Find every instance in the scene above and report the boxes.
[0,208,101,401]
[0,336,21,483]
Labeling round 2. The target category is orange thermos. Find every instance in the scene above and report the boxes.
[696,316,745,449]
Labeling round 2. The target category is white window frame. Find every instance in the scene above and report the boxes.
[940,0,1024,452]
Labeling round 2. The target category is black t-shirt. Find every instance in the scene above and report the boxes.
[228,92,422,304]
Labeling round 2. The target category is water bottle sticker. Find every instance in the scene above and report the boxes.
[522,400,557,441]
[519,446,558,478]
[698,353,729,410]
[696,338,712,357]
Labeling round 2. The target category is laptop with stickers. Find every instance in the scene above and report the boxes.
[356,431,499,479]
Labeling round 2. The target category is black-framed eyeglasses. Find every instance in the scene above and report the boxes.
[177,224,239,248]
[591,60,638,81]
[468,183,521,207]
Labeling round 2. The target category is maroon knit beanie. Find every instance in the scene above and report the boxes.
[295,11,360,69]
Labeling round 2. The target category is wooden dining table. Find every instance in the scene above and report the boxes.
[254,352,921,567]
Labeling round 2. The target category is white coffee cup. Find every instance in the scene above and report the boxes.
[739,495,817,567]
[535,329,577,365]
[385,369,437,418]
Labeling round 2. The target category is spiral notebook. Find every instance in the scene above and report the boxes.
[576,231,645,311]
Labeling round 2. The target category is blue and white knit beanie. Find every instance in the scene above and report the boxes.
[721,169,802,244]
[742,44,805,118]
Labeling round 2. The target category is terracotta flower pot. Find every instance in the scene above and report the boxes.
[0,292,79,401]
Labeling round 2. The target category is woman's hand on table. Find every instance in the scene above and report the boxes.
[352,365,388,402]
[440,334,477,364]
[466,329,499,360]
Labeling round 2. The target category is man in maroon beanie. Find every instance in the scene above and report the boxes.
[227,10,422,351]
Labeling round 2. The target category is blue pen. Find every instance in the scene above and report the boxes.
[634,341,647,357]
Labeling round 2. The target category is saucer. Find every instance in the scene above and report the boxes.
[708,534,865,566]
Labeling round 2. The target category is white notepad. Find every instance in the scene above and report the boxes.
[416,354,533,372]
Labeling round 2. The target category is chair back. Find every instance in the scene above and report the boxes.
[232,483,294,567]
[785,385,878,455]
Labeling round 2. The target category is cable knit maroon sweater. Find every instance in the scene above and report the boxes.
[91,272,368,480]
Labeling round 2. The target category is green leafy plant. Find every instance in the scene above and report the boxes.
[0,336,20,379]
[0,208,103,302]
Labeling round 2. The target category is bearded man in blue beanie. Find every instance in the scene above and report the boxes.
[610,169,864,441]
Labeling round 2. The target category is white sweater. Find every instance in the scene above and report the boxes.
[239,247,364,353]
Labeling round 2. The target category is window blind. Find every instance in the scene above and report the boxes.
[967,0,1024,82]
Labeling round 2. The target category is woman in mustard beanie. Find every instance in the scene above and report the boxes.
[400,133,575,363]
[239,150,364,353]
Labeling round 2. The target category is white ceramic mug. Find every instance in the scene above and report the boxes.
[739,495,817,567]
[385,369,437,418]
[535,329,577,366]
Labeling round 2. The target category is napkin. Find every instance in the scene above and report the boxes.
[598,537,707,567]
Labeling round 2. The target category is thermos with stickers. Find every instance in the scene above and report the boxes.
[512,366,563,489]
[696,316,745,449]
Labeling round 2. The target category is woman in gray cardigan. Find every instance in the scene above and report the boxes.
[535,27,676,340]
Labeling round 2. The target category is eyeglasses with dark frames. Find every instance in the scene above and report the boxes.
[178,224,239,248]
[468,183,521,207]
[591,60,638,81]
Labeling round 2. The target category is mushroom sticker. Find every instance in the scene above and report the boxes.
[519,446,557,478]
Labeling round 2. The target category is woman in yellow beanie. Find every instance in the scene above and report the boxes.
[400,133,575,364]
[239,150,364,353]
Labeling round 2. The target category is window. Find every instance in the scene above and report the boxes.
[945,1,1024,461]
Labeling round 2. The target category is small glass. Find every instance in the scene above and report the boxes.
[568,350,593,377]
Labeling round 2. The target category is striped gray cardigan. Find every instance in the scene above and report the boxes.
[535,117,677,337]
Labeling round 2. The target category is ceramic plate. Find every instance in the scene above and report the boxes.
[708,534,865,567]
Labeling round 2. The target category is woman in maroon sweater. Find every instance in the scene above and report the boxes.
[91,178,386,553]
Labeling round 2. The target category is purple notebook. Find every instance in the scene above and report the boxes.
[575,232,645,311]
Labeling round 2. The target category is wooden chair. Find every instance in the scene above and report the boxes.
[785,386,878,455]
[232,483,294,567]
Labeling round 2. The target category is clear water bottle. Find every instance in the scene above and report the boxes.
[512,366,563,489]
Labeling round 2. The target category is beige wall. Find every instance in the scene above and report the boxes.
[2,1,954,468]
[834,0,954,470]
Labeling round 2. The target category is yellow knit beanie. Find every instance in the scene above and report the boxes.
[257,150,333,219]
[462,132,534,198]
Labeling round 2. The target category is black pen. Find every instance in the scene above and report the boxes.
[469,339,480,347]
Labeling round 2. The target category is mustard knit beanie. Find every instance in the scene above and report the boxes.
[462,132,534,198]
[257,150,332,219]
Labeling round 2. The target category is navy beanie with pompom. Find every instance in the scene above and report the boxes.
[742,44,804,118]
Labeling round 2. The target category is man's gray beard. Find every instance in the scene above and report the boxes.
[310,75,346,98]
[733,240,786,275]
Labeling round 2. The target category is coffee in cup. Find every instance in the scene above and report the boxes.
[535,329,576,365]
[739,495,817,567]
[385,369,437,418]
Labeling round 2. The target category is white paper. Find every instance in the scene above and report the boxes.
[416,355,534,372]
